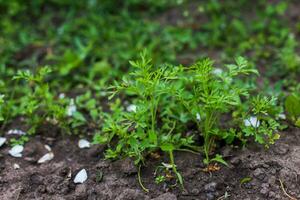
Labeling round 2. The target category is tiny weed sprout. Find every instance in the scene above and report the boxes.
[242,96,281,146]
[155,175,166,184]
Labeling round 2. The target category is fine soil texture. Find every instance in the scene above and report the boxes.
[0,127,299,200]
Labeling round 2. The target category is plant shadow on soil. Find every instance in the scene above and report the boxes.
[0,126,299,200]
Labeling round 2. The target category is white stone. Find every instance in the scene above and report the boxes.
[67,99,77,116]
[59,93,65,99]
[44,144,52,152]
[8,145,24,158]
[13,163,20,170]
[278,114,286,120]
[7,129,26,135]
[78,139,91,149]
[0,137,6,147]
[126,104,137,113]
[74,169,88,184]
[244,116,260,128]
[38,152,54,164]
[213,68,223,75]
[196,113,201,121]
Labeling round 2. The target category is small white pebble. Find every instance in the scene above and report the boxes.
[59,93,65,99]
[196,113,201,121]
[78,139,91,149]
[244,116,260,128]
[212,68,223,75]
[38,152,54,164]
[8,145,24,158]
[66,99,77,116]
[74,169,88,184]
[7,129,26,136]
[126,104,137,113]
[0,137,6,147]
[44,144,52,152]
[13,163,20,170]
[278,114,286,120]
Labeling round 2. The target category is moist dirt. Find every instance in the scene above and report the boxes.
[0,127,299,200]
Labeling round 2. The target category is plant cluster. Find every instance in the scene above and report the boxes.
[12,67,65,134]
[93,52,281,187]
[3,66,102,138]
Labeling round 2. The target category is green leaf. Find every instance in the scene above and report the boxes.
[128,137,139,151]
[255,134,265,144]
[93,133,108,144]
[285,94,300,123]
[160,143,175,152]
[210,154,228,166]
[175,171,183,186]
[240,177,252,185]
[273,133,281,140]
[295,118,300,127]
[73,111,86,122]
[148,130,157,145]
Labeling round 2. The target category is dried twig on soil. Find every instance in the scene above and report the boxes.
[279,179,297,200]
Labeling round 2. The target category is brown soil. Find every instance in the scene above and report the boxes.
[0,126,299,200]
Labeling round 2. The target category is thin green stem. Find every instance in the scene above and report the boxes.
[177,148,200,155]
[150,95,157,132]
[138,165,149,193]
[203,110,217,163]
[169,150,184,189]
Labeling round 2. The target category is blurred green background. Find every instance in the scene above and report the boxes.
[0,0,300,133]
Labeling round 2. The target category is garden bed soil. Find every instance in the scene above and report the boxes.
[0,127,299,200]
